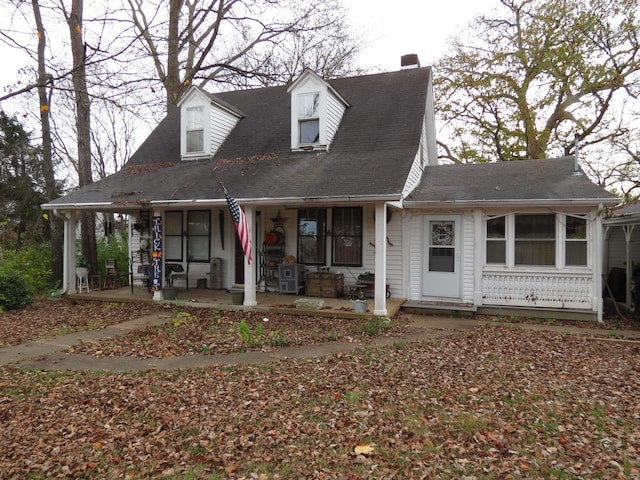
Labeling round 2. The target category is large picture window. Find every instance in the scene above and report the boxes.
[165,211,183,261]
[187,210,210,262]
[332,207,362,266]
[515,214,555,266]
[297,208,326,264]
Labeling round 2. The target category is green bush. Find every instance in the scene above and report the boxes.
[0,270,32,311]
[96,235,129,276]
[0,243,54,294]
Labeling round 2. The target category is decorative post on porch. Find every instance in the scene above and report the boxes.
[374,202,388,316]
[151,210,164,301]
[243,205,257,307]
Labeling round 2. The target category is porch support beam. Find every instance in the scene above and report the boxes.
[373,202,388,316]
[623,225,635,307]
[63,211,77,294]
[243,206,257,307]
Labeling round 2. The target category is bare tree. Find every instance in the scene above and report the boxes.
[121,0,364,110]
[60,0,97,273]
[31,0,63,283]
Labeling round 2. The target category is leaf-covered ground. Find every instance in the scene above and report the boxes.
[0,298,162,347]
[1,326,639,479]
[1,298,640,478]
[68,307,411,358]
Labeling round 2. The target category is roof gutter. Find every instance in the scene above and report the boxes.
[42,194,404,211]
[403,198,621,208]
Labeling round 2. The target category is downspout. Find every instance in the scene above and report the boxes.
[52,209,74,295]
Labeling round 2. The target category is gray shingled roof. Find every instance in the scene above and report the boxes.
[405,157,619,206]
[44,68,431,209]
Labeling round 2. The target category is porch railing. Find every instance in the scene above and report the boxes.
[482,271,594,310]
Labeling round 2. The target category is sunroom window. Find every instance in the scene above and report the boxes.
[298,92,319,144]
[486,216,506,264]
[565,216,587,266]
[186,106,204,153]
[515,214,555,266]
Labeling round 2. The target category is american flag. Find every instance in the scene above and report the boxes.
[223,185,253,265]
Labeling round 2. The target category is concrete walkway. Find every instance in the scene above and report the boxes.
[2,314,639,372]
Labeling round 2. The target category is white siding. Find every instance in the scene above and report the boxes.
[326,94,347,148]
[406,210,424,300]
[461,212,475,303]
[210,105,240,156]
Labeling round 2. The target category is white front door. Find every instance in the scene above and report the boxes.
[422,216,461,298]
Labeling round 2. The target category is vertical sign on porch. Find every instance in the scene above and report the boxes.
[151,215,163,291]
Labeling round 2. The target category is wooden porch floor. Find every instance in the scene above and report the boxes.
[66,285,405,319]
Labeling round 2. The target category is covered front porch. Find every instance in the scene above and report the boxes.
[66,285,405,319]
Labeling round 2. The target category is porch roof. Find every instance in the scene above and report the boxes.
[43,68,431,211]
[405,157,620,208]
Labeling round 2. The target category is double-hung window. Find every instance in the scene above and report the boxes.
[165,211,183,261]
[297,208,326,264]
[332,207,362,266]
[186,106,204,153]
[187,210,210,262]
[298,92,320,144]
[486,216,506,264]
[565,216,587,266]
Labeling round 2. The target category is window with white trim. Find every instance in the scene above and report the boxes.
[186,106,204,153]
[486,216,506,264]
[298,92,320,144]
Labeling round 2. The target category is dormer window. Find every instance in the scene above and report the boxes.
[287,69,349,152]
[299,92,320,144]
[178,86,243,160]
[186,106,204,153]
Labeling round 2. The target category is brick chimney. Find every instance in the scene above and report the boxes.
[401,53,421,69]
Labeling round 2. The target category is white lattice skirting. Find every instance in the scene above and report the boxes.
[482,273,594,310]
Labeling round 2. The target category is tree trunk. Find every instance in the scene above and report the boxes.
[32,0,64,284]
[67,0,97,273]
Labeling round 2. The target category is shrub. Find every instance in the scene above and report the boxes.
[0,270,32,311]
[0,243,54,294]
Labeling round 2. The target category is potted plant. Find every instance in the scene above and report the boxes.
[75,254,89,277]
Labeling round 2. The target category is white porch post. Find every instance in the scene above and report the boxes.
[623,225,635,307]
[243,205,257,306]
[595,211,605,322]
[63,211,77,294]
[374,202,388,316]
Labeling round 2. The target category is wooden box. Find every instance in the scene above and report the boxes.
[305,272,344,298]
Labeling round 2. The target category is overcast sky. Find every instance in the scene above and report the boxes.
[0,0,498,116]
[347,0,497,71]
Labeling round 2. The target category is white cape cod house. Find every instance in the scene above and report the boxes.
[42,59,619,320]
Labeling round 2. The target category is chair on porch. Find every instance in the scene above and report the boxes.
[104,258,128,289]
[170,257,191,290]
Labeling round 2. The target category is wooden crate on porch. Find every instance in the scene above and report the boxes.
[305,272,344,298]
